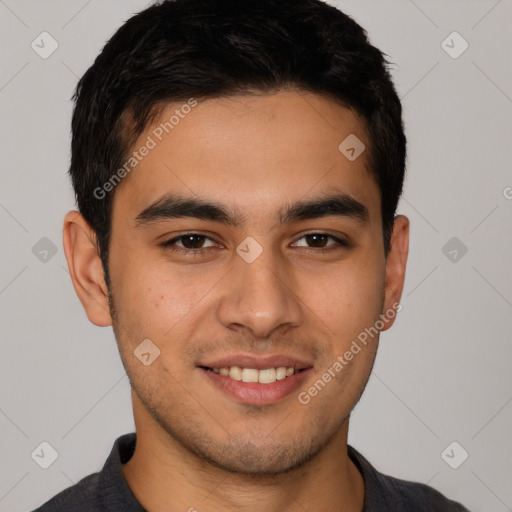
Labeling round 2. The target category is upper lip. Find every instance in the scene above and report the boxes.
[198,354,313,371]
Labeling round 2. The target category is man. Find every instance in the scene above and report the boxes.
[33,0,471,510]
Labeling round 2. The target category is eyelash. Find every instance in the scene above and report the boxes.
[160,232,349,256]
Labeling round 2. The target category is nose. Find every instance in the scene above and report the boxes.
[216,244,304,339]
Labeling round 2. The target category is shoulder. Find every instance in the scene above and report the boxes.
[30,433,142,512]
[380,472,470,511]
[30,473,101,512]
[347,445,471,512]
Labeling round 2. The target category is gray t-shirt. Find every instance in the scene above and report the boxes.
[31,433,471,511]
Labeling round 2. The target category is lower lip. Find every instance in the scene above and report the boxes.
[199,367,312,405]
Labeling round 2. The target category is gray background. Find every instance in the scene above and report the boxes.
[0,1,511,511]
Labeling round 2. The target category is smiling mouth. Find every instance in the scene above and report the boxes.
[200,365,307,384]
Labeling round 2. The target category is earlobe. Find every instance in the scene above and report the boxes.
[62,210,112,327]
[381,215,409,331]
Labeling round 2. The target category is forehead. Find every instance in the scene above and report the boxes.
[112,90,380,225]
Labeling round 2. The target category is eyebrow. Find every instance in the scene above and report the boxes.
[134,189,369,229]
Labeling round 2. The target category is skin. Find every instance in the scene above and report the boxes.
[63,90,409,512]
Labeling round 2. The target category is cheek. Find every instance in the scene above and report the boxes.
[112,254,220,342]
[306,259,384,339]
[302,263,383,407]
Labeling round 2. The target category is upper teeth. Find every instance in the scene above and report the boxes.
[211,366,295,384]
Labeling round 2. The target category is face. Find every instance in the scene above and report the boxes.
[65,90,408,475]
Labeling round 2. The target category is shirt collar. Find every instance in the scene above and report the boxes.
[99,432,406,512]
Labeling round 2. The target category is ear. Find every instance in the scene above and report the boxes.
[381,215,409,331]
[62,210,112,327]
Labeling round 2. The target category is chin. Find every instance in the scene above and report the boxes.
[188,437,322,476]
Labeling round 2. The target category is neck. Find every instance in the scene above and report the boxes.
[122,393,365,512]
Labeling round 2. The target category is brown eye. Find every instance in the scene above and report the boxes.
[161,233,217,253]
[292,233,348,250]
[305,234,329,248]
[176,234,207,249]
